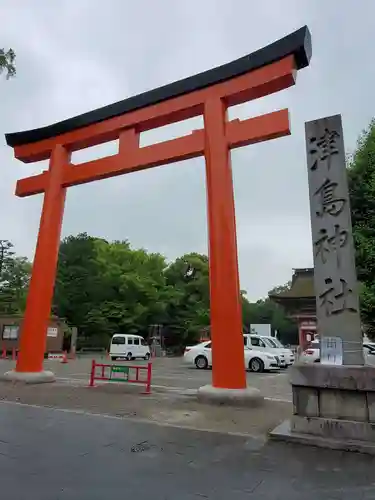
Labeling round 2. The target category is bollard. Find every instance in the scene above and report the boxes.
[61,351,68,364]
[89,359,95,387]
[1,348,6,359]
[144,362,152,394]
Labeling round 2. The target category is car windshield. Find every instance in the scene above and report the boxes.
[264,338,284,348]
[271,338,284,348]
[263,338,277,348]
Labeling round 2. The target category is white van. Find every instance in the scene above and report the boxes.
[110,334,151,361]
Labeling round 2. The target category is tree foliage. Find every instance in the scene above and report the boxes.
[0,234,296,348]
[0,240,31,314]
[0,48,16,79]
[348,119,375,338]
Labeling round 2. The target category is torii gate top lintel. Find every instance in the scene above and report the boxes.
[6,25,311,166]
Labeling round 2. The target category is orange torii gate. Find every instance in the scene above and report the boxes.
[5,27,311,387]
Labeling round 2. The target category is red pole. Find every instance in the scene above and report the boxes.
[89,359,95,387]
[203,98,246,390]
[16,145,70,374]
[145,362,152,394]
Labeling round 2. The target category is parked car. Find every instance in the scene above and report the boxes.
[109,334,151,361]
[243,334,294,367]
[261,336,295,366]
[183,340,280,373]
[299,340,320,363]
[299,340,375,365]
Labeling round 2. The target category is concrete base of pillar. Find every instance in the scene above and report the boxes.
[270,364,375,454]
[2,370,55,384]
[271,419,375,455]
[197,384,263,407]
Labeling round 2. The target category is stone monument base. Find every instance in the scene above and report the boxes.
[270,364,375,454]
[197,384,263,407]
[2,370,55,384]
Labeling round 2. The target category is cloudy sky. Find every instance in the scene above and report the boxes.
[1,1,374,301]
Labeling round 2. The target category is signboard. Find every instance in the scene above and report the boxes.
[48,353,64,360]
[250,324,271,337]
[110,365,129,382]
[47,327,58,338]
[2,325,19,340]
[300,320,316,331]
[320,336,343,365]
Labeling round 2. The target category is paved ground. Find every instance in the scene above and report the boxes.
[0,356,292,436]
[0,356,292,401]
[1,401,375,499]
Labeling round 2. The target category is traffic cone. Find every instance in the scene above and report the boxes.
[61,351,68,364]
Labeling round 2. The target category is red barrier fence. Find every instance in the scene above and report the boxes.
[1,348,17,360]
[89,359,152,394]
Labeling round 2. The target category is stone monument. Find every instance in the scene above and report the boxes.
[271,115,375,454]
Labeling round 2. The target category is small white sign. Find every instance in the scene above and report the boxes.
[320,336,343,365]
[47,327,58,338]
[48,353,64,360]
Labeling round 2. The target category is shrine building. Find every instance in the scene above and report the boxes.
[269,268,316,349]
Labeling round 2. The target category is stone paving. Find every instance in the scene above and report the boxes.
[1,401,375,499]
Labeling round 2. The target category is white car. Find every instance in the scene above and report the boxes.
[243,334,294,367]
[183,341,280,373]
[299,340,320,363]
[299,340,375,365]
[262,337,295,366]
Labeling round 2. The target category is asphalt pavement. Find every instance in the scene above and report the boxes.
[1,401,375,499]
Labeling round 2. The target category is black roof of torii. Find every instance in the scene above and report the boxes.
[6,26,311,148]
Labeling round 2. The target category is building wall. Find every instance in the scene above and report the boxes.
[0,316,64,353]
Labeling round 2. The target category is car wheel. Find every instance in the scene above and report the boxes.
[195,355,208,369]
[144,353,150,360]
[249,357,264,373]
[126,352,133,361]
[111,356,117,361]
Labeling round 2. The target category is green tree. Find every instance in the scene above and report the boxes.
[54,234,169,347]
[91,238,168,339]
[54,233,298,349]
[0,240,31,314]
[0,48,16,79]
[163,253,210,346]
[241,280,298,344]
[348,119,375,338]
[54,233,111,345]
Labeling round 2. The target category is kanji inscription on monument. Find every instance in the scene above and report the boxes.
[305,114,363,365]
